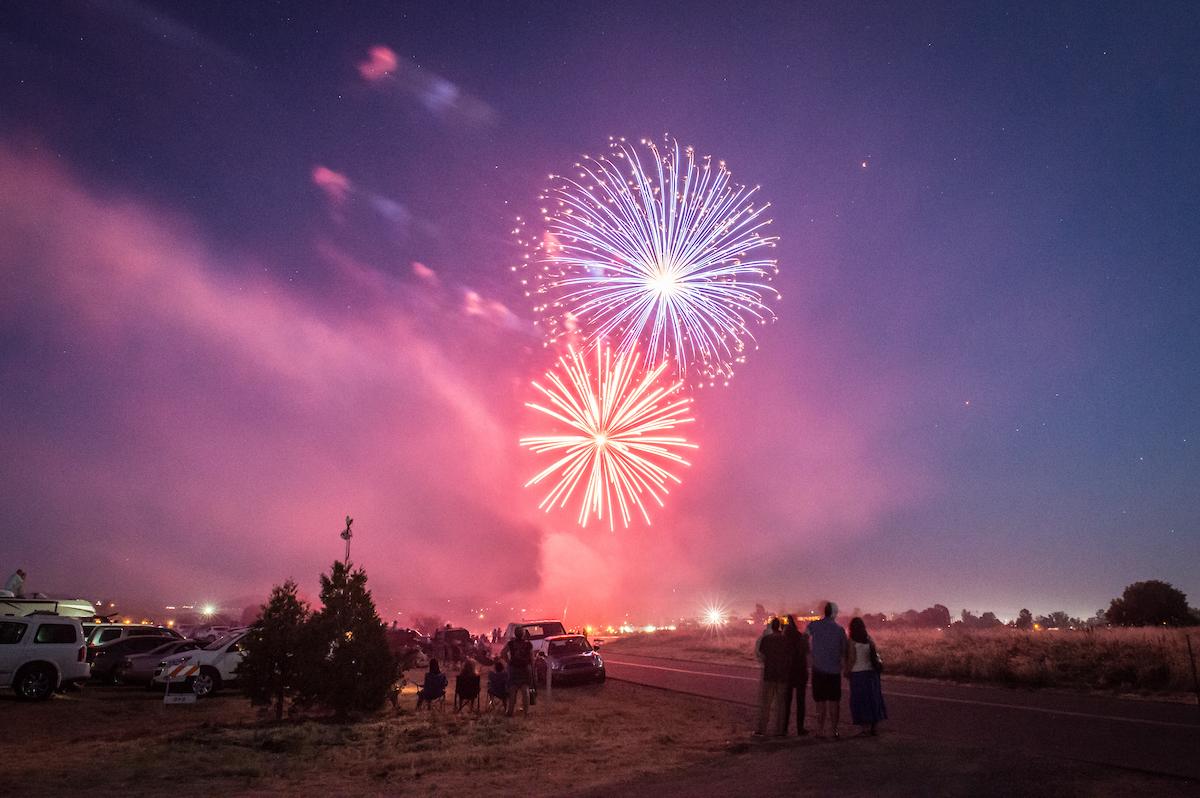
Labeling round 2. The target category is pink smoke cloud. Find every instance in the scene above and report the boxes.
[312,165,352,204]
[358,46,397,83]
[0,145,536,616]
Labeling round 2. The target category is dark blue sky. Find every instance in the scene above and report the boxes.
[1,0,1197,626]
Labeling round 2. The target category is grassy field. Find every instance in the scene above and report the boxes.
[601,623,1200,697]
[1,670,746,797]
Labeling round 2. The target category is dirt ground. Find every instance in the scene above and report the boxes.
[1,674,1195,797]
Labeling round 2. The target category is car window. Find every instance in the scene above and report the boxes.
[549,638,591,656]
[35,623,78,644]
[523,622,566,639]
[204,633,242,651]
[128,637,172,653]
[97,628,122,644]
[0,621,27,644]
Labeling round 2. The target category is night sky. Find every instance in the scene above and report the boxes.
[2,1,1197,627]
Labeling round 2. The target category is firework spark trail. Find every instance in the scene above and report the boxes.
[521,346,696,529]
[527,137,779,382]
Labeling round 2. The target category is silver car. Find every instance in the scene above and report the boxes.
[114,639,201,687]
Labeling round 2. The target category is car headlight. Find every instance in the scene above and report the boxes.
[161,654,192,668]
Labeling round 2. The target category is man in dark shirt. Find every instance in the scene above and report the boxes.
[502,627,534,717]
[755,617,789,736]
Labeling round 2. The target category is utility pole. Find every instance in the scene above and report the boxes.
[341,516,353,567]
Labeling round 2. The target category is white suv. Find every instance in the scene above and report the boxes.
[0,615,90,700]
[153,630,247,697]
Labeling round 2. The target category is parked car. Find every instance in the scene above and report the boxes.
[114,639,202,687]
[388,627,426,649]
[0,615,89,701]
[86,623,183,649]
[88,635,182,683]
[385,627,429,669]
[534,634,606,685]
[152,630,247,697]
[431,626,473,663]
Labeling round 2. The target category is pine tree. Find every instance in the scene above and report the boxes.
[239,579,310,721]
[298,561,396,717]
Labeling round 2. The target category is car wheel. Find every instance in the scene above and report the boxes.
[15,664,56,701]
[192,667,221,697]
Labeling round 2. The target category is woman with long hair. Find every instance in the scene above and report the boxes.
[843,617,887,736]
[416,658,448,709]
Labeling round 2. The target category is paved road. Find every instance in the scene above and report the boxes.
[603,653,1200,780]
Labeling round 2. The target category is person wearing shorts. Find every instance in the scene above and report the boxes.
[807,602,848,739]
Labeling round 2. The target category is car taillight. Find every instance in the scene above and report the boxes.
[78,645,86,662]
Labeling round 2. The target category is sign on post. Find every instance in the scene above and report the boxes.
[163,664,201,705]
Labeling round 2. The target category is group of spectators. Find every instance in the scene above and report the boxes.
[755,602,887,739]
[415,627,536,717]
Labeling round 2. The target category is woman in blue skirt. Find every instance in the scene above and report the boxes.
[843,616,887,736]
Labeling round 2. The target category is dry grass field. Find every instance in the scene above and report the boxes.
[0,670,746,797]
[602,623,1200,697]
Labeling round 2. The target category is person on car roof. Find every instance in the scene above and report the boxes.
[4,569,26,597]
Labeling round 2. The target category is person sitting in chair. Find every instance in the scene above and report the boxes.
[454,660,482,712]
[416,659,448,709]
[487,660,509,711]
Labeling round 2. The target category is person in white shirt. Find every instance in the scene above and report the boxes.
[4,569,26,598]
[843,616,887,736]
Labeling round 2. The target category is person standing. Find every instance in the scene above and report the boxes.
[502,627,533,717]
[754,617,789,736]
[4,569,26,597]
[807,602,848,739]
[844,616,887,736]
[781,614,809,735]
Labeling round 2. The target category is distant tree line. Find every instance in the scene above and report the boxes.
[862,604,952,629]
[852,580,1198,632]
[237,560,398,721]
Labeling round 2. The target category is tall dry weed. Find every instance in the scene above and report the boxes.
[871,626,1199,693]
[607,625,1200,695]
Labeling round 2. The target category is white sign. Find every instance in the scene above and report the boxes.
[164,693,197,705]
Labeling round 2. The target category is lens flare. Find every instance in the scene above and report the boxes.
[521,345,696,529]
[519,137,779,383]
